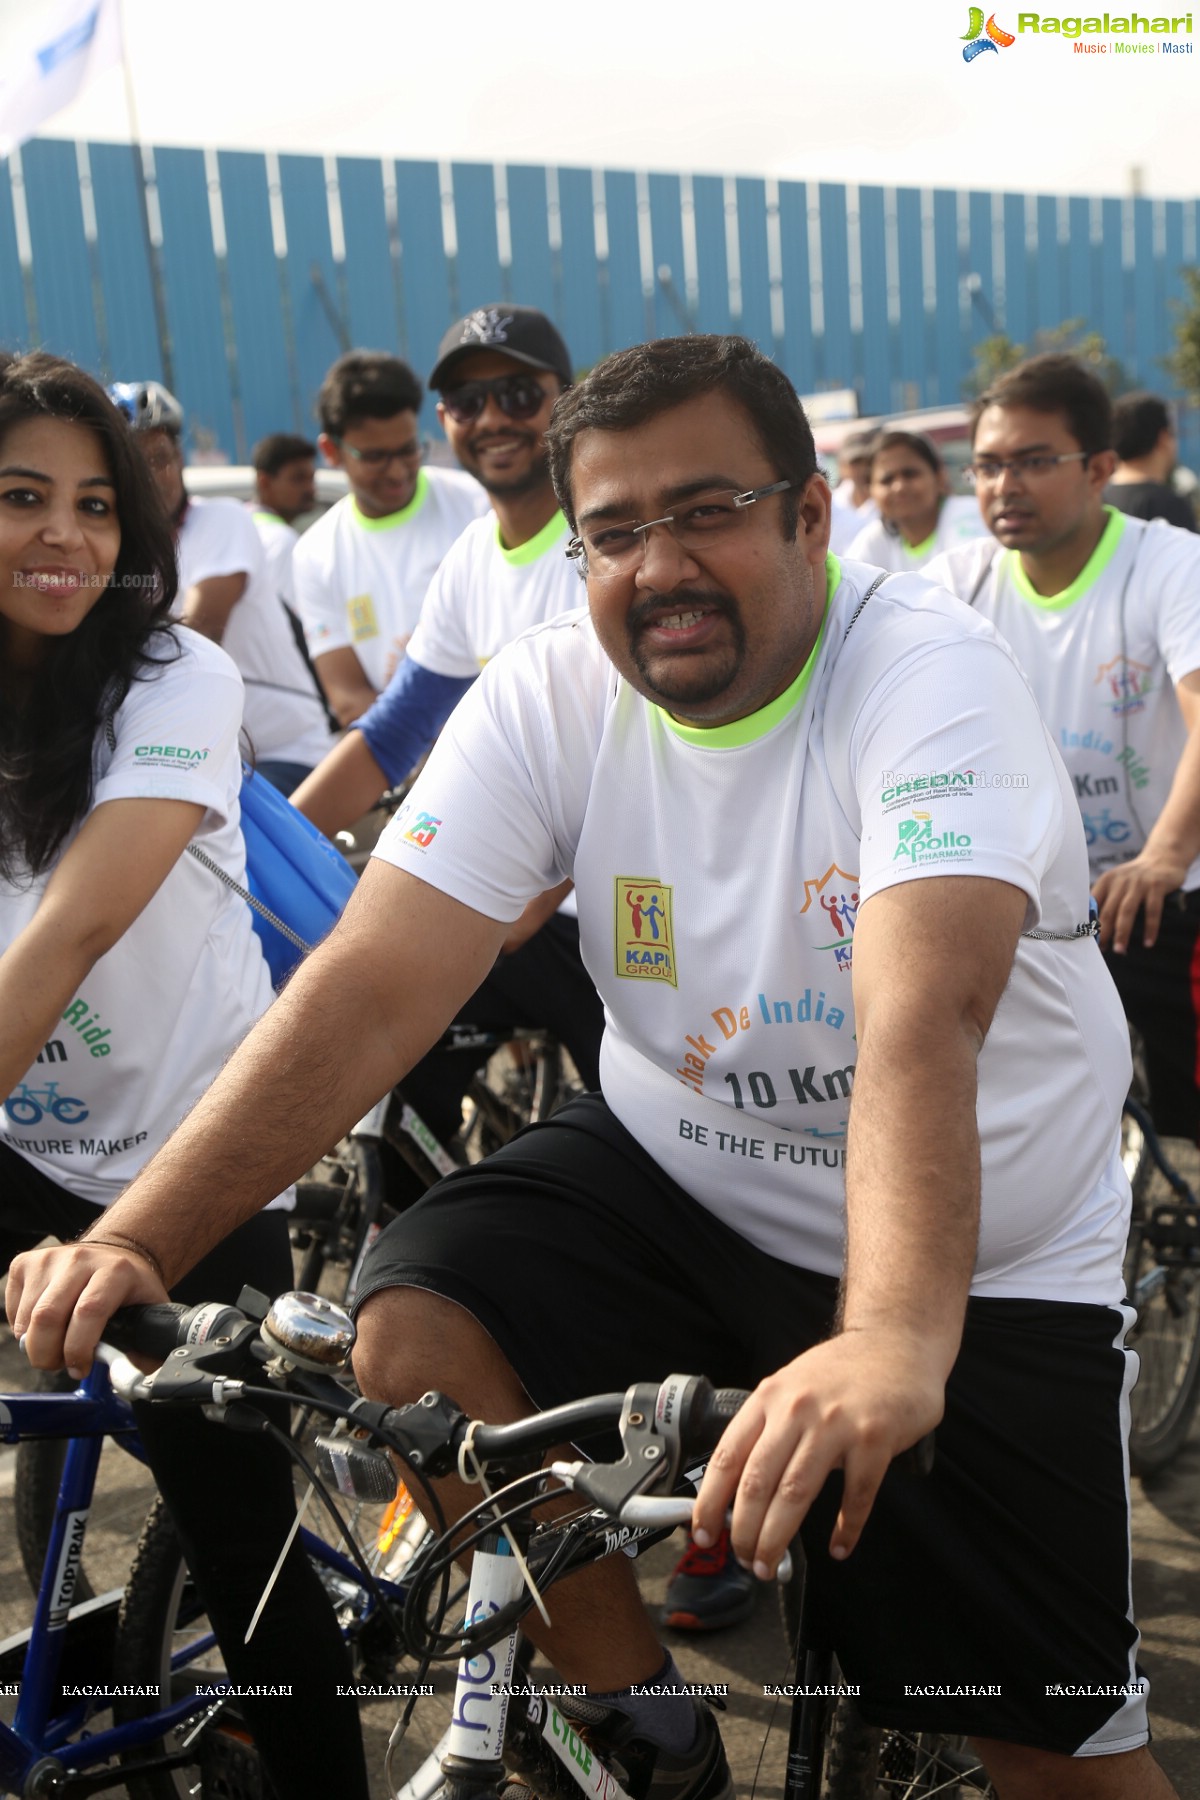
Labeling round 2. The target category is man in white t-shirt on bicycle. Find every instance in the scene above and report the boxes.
[10,337,1175,1800]
[292,352,487,726]
[926,353,1200,1145]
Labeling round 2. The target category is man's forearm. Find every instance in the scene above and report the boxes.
[291,731,388,838]
[1141,715,1200,869]
[840,1003,981,1377]
[79,870,504,1285]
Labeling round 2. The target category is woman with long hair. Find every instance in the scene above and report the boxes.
[845,429,987,572]
[0,352,368,1799]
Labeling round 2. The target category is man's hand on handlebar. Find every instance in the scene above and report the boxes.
[5,1240,170,1378]
[690,1327,945,1582]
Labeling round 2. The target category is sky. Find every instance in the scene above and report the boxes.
[13,0,1200,203]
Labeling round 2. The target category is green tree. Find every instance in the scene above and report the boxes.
[1165,266,1200,406]
[965,318,1127,399]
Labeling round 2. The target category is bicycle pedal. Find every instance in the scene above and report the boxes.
[1148,1202,1200,1258]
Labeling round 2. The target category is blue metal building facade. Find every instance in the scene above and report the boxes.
[1,139,1196,462]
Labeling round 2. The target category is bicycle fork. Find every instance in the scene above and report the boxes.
[396,1522,636,1800]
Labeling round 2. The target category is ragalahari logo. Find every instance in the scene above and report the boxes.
[962,7,1016,57]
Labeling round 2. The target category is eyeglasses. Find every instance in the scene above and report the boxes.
[965,451,1091,486]
[566,480,796,578]
[333,435,428,470]
[439,374,551,426]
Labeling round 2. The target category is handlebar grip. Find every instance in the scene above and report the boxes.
[675,1378,749,1455]
[102,1300,246,1360]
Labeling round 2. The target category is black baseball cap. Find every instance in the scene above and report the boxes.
[429,305,573,391]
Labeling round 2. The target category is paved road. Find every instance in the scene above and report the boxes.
[2,1316,1199,1796]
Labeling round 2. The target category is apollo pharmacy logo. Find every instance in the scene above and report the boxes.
[962,7,1017,56]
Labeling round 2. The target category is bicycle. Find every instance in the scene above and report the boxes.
[1121,1093,1200,1477]
[0,1296,454,1800]
[66,1290,998,1800]
[11,1018,576,1604]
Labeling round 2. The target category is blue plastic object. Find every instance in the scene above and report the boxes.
[238,764,357,987]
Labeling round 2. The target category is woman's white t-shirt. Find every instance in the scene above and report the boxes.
[1,630,289,1208]
[847,495,988,573]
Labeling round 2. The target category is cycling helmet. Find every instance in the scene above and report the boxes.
[108,380,184,436]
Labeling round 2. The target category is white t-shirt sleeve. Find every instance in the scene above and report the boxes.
[181,501,262,586]
[371,628,596,920]
[850,631,1064,928]
[405,537,476,678]
[291,524,348,659]
[1142,523,1200,687]
[94,633,245,827]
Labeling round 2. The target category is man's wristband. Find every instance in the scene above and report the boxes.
[78,1231,168,1288]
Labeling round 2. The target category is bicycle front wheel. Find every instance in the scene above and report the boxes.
[111,1496,457,1800]
[1125,1185,1200,1478]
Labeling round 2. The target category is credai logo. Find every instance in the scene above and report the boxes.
[962,8,1016,57]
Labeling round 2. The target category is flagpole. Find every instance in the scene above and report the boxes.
[117,0,174,389]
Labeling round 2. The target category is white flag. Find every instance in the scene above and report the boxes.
[0,0,123,159]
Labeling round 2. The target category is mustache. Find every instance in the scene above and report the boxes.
[625,589,736,631]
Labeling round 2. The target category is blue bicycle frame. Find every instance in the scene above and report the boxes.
[0,1356,410,1797]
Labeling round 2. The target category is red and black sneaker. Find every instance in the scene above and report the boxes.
[661,1529,757,1634]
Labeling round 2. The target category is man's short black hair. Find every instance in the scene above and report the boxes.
[970,353,1112,458]
[1111,392,1174,463]
[317,353,423,437]
[251,432,317,475]
[544,335,817,538]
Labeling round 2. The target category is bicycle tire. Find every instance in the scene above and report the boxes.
[14,1369,155,1601]
[779,1551,995,1798]
[1125,1175,1200,1478]
[111,1495,456,1800]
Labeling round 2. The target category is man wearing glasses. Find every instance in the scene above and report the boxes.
[926,353,1200,1147]
[14,336,1173,1799]
[292,351,487,727]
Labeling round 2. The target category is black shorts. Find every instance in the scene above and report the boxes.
[354,1095,1147,1757]
[1104,885,1200,1140]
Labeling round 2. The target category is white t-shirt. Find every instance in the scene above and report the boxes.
[373,559,1132,1306]
[178,499,332,771]
[250,507,299,611]
[293,471,487,692]
[1,631,290,1208]
[406,509,580,677]
[926,509,1200,888]
[826,498,863,557]
[832,479,876,524]
[846,495,987,573]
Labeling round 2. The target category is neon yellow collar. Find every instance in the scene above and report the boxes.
[657,555,839,749]
[497,509,568,566]
[1008,506,1125,611]
[350,470,429,532]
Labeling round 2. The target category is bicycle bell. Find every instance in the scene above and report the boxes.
[261,1292,356,1369]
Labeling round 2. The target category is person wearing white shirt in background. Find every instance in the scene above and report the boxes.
[926,353,1200,1149]
[846,430,987,572]
[291,352,487,726]
[248,429,318,606]
[291,304,605,1156]
[831,426,878,524]
[110,383,334,793]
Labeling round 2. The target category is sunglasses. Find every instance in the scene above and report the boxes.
[439,373,551,426]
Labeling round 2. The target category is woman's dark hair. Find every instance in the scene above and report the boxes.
[545,335,817,539]
[0,351,179,880]
[870,429,943,477]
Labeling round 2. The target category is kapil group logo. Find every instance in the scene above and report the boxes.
[799,864,860,974]
[615,877,677,986]
[1094,655,1156,715]
[962,7,1017,56]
